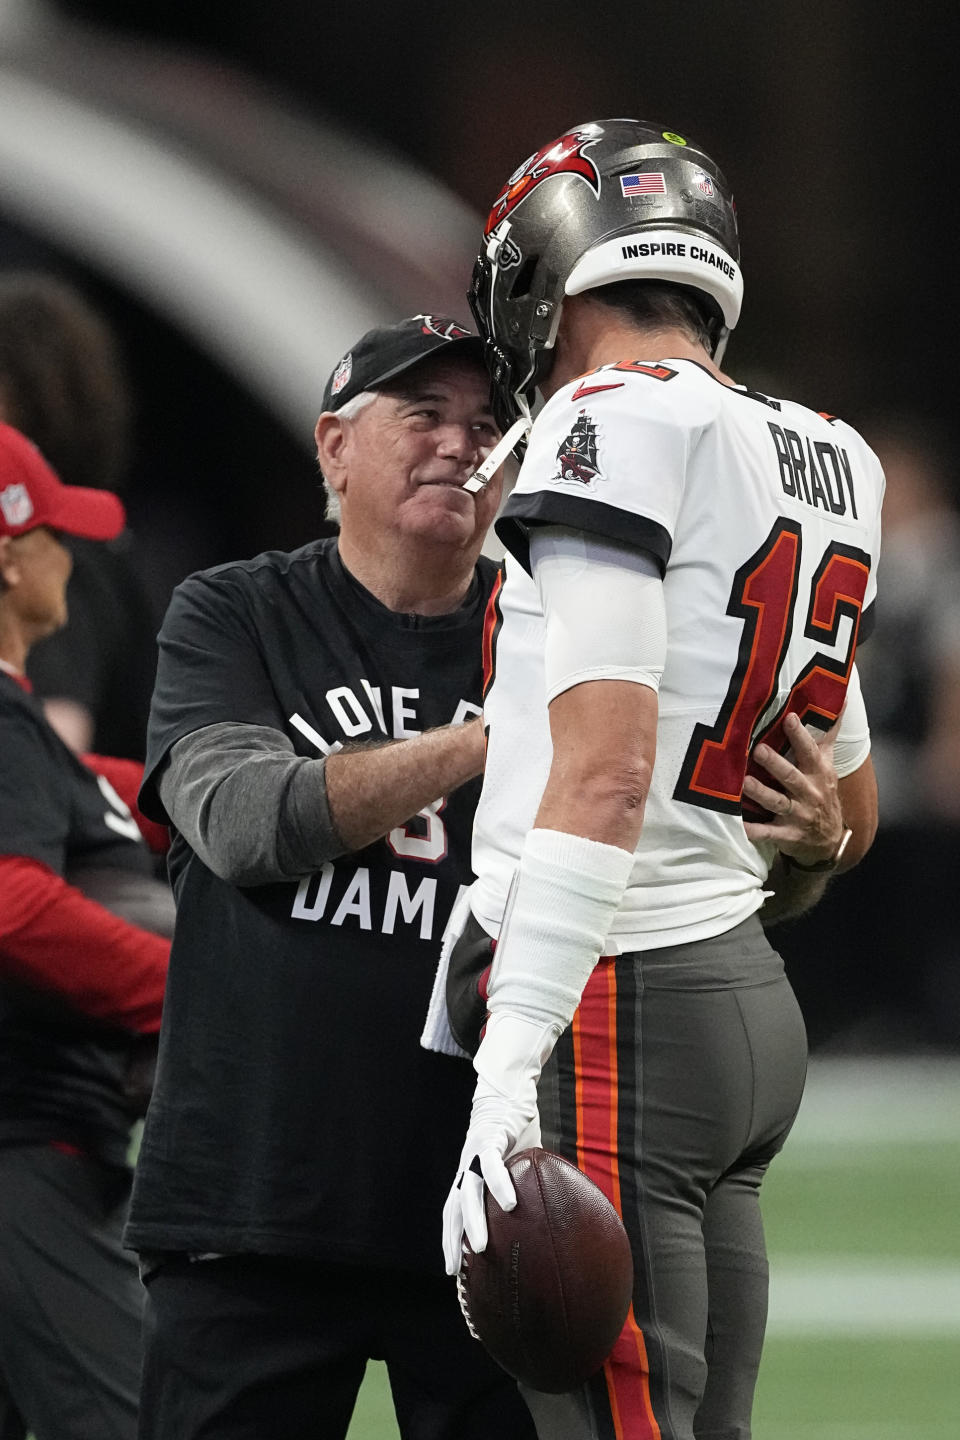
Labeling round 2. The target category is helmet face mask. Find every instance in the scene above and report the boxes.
[468,232,564,434]
[468,119,742,431]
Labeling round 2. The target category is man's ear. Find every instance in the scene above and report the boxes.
[314,412,349,496]
[0,534,20,590]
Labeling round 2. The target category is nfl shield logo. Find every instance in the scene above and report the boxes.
[331,354,352,396]
[0,483,34,528]
[694,170,715,198]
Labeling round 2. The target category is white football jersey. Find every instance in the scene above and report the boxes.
[471,358,884,949]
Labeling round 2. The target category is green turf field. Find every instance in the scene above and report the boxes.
[347,1057,960,1439]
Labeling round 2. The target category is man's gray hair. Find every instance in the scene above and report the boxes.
[320,390,378,525]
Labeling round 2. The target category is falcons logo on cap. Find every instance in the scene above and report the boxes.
[417,315,472,341]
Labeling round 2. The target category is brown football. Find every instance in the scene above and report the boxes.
[457,1148,634,1393]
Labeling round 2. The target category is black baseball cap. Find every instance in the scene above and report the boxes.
[321,314,486,412]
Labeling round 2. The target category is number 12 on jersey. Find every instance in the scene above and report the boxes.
[674,518,870,815]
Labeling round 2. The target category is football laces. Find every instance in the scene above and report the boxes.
[456,1257,481,1340]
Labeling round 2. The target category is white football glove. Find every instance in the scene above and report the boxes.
[442,1011,557,1276]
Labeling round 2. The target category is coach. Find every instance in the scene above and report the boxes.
[124,316,538,1439]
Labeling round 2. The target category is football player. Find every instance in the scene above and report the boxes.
[435,120,881,1439]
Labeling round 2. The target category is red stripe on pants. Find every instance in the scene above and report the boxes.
[572,960,662,1440]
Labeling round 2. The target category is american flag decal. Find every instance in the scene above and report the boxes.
[620,172,666,196]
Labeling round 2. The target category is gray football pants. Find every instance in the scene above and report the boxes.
[522,914,808,1440]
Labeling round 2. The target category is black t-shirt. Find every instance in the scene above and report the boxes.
[126,539,497,1274]
[0,673,156,1163]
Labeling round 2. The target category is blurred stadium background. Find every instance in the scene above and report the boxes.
[3,0,958,1434]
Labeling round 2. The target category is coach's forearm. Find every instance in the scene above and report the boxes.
[159,718,484,886]
[324,718,485,851]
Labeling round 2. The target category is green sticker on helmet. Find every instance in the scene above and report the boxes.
[662,131,687,146]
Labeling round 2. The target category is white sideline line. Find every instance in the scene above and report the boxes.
[789,1059,960,1145]
[767,1261,960,1336]
[756,1428,957,1439]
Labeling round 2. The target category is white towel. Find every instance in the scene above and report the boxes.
[420,886,474,1058]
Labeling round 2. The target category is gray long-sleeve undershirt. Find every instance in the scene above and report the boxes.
[156,721,347,886]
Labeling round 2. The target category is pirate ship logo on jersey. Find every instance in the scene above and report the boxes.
[555,409,602,488]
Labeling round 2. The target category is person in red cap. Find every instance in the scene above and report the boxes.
[0,421,172,1440]
[0,272,160,760]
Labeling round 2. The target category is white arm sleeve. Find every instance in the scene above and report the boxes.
[832,663,871,778]
[529,526,668,704]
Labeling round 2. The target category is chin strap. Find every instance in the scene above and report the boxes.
[463,417,531,493]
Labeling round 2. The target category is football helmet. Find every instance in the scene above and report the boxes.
[468,119,742,430]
